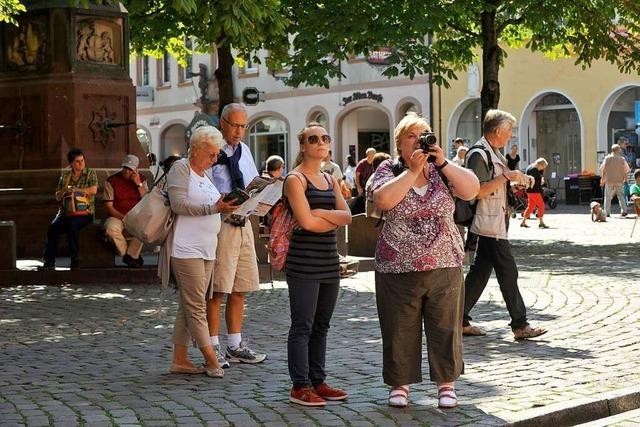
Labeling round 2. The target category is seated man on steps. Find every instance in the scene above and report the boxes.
[104,154,148,267]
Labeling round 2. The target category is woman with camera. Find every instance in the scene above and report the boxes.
[369,112,479,408]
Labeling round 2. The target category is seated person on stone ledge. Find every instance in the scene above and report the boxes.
[39,148,98,271]
[104,154,148,267]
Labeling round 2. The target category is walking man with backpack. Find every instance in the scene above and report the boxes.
[462,109,547,340]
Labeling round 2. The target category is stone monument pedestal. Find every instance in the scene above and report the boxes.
[0,1,146,257]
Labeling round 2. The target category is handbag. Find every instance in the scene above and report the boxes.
[453,198,475,226]
[61,174,90,217]
[123,185,174,245]
[63,191,90,216]
[267,201,294,271]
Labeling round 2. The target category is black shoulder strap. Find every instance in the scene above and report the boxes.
[466,143,494,175]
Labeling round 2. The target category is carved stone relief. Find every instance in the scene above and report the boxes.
[89,104,117,147]
[75,18,122,65]
[5,18,47,70]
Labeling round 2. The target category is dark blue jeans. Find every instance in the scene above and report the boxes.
[286,277,339,389]
[463,236,529,330]
[43,213,93,266]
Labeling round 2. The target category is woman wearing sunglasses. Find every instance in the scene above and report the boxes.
[283,122,352,406]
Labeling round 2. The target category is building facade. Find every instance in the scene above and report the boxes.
[131,47,640,195]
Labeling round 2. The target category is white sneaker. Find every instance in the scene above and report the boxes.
[214,344,230,369]
[225,342,267,364]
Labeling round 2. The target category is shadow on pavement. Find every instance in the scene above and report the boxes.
[0,285,511,426]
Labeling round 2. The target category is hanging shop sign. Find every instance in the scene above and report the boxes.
[342,91,383,106]
[186,112,218,143]
[366,47,394,65]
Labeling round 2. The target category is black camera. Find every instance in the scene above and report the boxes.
[418,132,438,162]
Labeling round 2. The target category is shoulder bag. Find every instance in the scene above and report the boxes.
[123,185,174,245]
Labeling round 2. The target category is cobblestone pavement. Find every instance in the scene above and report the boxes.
[1,206,639,426]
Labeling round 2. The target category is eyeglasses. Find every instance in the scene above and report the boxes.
[307,134,332,145]
[202,151,219,160]
[222,117,249,130]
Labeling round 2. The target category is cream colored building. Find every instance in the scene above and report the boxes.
[437,48,640,192]
[131,47,640,198]
[130,50,429,172]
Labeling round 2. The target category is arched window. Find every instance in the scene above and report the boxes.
[455,100,481,146]
[310,111,328,129]
[249,117,288,171]
[161,124,187,159]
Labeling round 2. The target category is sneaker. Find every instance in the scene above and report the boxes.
[37,264,55,271]
[621,212,628,217]
[225,342,267,364]
[290,386,326,407]
[214,344,230,369]
[314,382,348,401]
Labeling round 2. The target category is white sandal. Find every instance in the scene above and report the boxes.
[437,386,457,408]
[388,385,409,407]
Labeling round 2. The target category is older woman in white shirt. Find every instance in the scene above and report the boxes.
[163,126,237,378]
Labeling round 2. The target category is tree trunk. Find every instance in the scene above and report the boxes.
[480,3,501,122]
[215,42,234,117]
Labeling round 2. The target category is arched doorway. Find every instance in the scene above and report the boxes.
[455,99,481,147]
[447,98,481,157]
[534,93,581,176]
[520,92,583,198]
[160,123,187,160]
[248,116,289,172]
[336,104,393,161]
[598,85,640,168]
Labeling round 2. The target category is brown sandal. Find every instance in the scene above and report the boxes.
[513,325,547,340]
[462,325,486,336]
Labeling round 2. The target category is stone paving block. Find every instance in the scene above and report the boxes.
[1,208,640,426]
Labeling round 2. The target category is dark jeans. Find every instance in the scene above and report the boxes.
[43,213,93,266]
[463,236,529,330]
[286,277,340,389]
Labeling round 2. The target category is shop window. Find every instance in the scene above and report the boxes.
[249,117,288,171]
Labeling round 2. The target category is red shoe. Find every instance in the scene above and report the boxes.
[314,382,348,401]
[290,386,326,407]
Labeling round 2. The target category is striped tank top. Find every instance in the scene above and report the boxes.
[285,172,340,283]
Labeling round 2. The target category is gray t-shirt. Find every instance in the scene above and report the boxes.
[467,151,492,183]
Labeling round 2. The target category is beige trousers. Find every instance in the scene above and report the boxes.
[171,257,214,348]
[104,216,143,258]
[212,220,259,294]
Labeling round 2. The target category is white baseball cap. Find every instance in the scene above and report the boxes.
[121,154,139,170]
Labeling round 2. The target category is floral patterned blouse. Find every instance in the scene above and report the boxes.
[368,159,464,273]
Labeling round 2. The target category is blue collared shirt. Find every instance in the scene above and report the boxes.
[211,141,259,193]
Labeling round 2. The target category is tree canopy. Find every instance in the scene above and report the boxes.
[0,0,26,24]
[285,0,640,116]
[5,0,640,120]
[281,0,640,119]
[124,0,289,114]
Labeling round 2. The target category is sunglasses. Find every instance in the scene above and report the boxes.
[307,134,332,145]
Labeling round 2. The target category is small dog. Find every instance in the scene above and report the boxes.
[590,201,607,222]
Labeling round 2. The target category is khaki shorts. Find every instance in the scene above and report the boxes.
[212,220,259,294]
